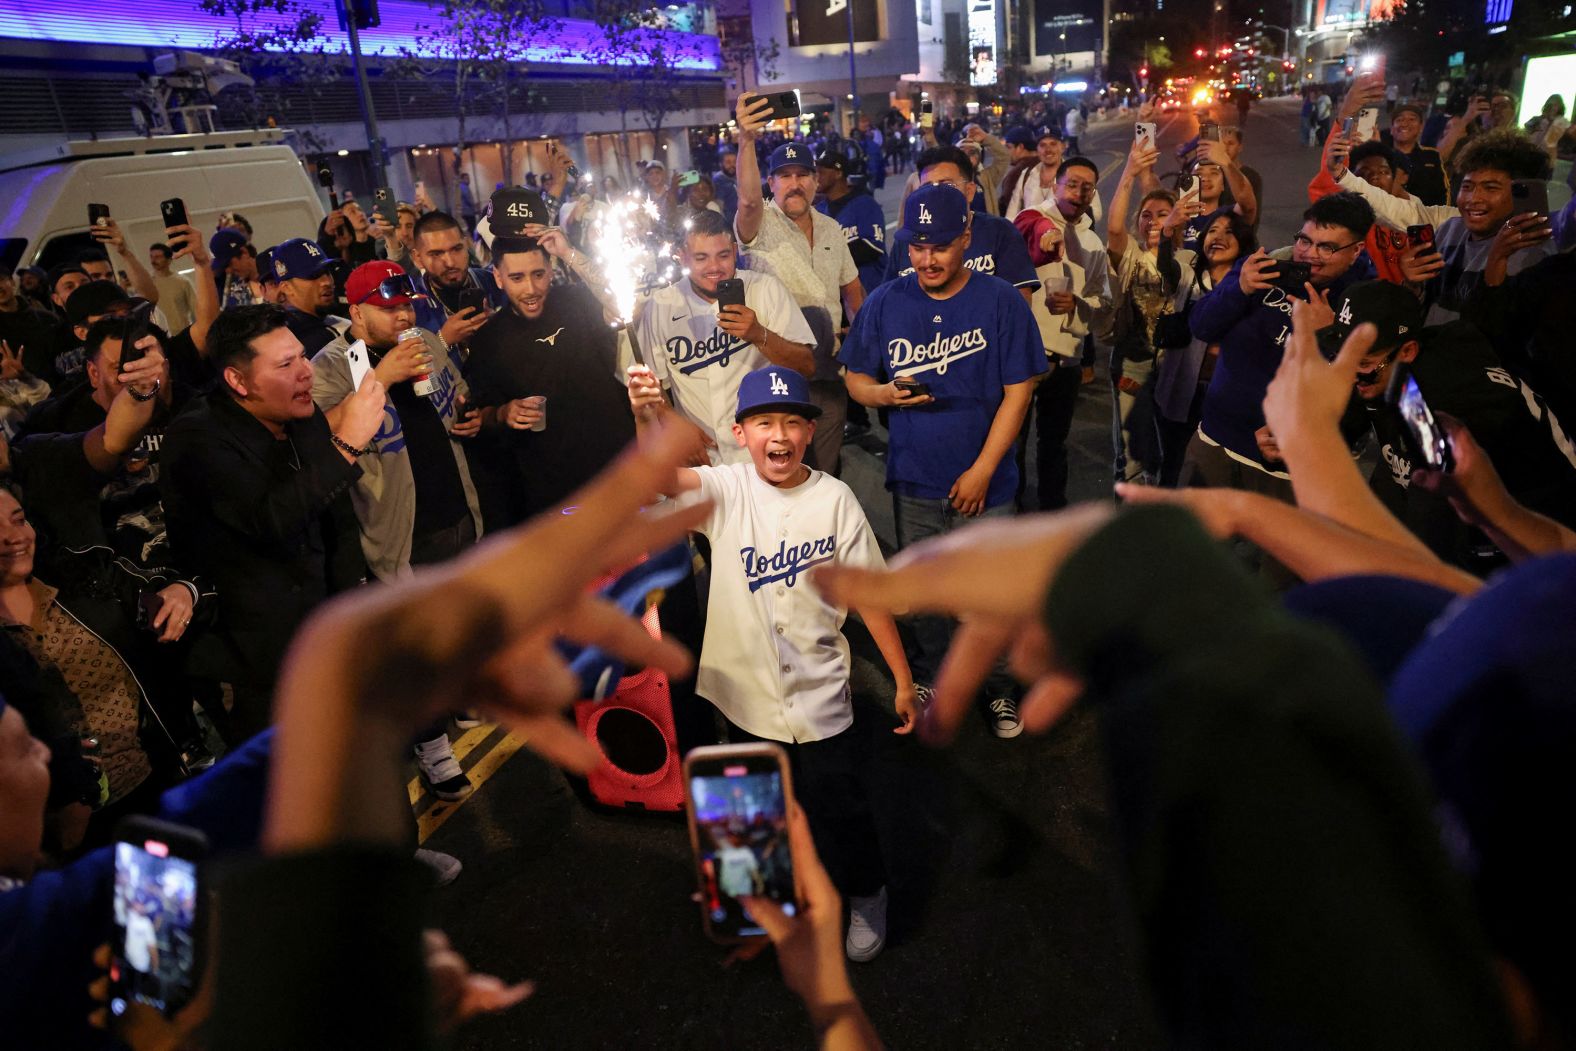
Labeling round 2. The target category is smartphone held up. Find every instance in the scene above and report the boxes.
[109,816,207,1020]
[684,744,799,943]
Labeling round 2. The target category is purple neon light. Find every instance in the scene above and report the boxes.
[0,0,721,71]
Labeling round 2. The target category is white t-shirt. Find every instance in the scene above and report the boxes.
[124,911,156,971]
[632,271,816,465]
[691,462,885,743]
[716,844,760,897]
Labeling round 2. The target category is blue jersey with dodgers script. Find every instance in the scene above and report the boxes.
[818,192,887,295]
[882,211,1040,292]
[839,271,1046,506]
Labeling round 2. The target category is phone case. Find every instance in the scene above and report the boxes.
[682,743,799,944]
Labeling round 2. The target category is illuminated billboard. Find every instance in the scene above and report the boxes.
[790,0,881,48]
[1518,52,1576,128]
[1318,0,1369,23]
[969,0,998,86]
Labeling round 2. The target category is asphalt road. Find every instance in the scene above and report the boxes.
[425,96,1314,1051]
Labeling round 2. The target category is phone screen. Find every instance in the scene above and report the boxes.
[688,764,794,940]
[110,832,202,1017]
[1396,372,1454,472]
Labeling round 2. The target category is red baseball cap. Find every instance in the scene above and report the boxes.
[345,260,424,307]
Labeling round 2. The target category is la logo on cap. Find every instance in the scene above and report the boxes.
[305,242,321,257]
[1337,300,1354,325]
[770,372,790,396]
[918,203,933,224]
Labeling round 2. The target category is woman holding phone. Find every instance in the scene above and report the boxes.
[1152,209,1256,485]
[1106,135,1185,485]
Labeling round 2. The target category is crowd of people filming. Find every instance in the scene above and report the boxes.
[2,69,1574,1050]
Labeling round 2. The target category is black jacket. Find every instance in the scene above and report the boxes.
[159,390,365,687]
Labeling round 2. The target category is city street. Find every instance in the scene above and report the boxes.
[421,96,1315,1051]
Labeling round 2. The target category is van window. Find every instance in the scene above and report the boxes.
[0,238,26,272]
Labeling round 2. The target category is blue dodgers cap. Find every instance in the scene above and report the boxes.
[209,228,248,272]
[269,237,337,282]
[767,142,814,175]
[902,183,970,244]
[1004,126,1037,148]
[735,364,822,421]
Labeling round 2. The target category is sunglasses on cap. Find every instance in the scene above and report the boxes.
[353,272,427,305]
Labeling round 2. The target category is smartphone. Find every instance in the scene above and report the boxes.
[119,300,156,369]
[1134,122,1157,152]
[1355,107,1379,141]
[135,591,164,631]
[715,277,746,311]
[109,816,208,1019]
[345,339,373,389]
[1199,122,1220,142]
[1407,224,1436,253]
[157,198,188,253]
[1340,116,1357,138]
[457,286,489,317]
[894,375,932,397]
[88,202,111,230]
[372,186,398,229]
[754,90,801,122]
[683,743,797,943]
[920,98,934,129]
[678,170,701,188]
[1511,179,1551,221]
[1176,173,1198,201]
[1387,366,1454,473]
[1268,259,1314,293]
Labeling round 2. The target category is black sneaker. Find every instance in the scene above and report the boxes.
[989,697,1023,739]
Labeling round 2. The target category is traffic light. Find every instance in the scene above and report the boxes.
[1140,66,1149,78]
[1195,47,1207,57]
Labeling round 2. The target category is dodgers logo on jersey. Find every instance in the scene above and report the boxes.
[741,535,838,592]
[666,328,749,375]
[888,327,988,376]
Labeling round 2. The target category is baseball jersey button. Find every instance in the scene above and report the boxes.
[781,664,790,673]
[775,625,784,635]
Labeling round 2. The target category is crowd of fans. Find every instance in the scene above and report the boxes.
[2,64,1574,1051]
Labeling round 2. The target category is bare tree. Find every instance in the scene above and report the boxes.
[392,0,556,193]
[581,0,717,180]
[197,0,345,153]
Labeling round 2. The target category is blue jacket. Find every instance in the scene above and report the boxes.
[0,730,273,1049]
[1192,258,1366,465]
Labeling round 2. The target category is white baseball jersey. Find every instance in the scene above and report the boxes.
[691,462,885,743]
[631,270,816,465]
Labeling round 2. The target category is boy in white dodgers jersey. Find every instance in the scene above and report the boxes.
[628,361,918,963]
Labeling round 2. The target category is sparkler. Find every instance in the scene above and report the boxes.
[589,192,685,339]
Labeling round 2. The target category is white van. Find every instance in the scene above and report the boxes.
[0,127,325,276]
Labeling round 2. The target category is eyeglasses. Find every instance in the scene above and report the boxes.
[1293,233,1363,259]
[1353,347,1401,385]
[353,273,426,305]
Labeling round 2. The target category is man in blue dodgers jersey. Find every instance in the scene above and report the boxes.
[626,363,919,962]
[815,147,887,295]
[628,210,816,464]
[310,261,484,805]
[881,145,1040,308]
[840,184,1046,738]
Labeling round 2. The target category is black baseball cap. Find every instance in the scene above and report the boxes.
[490,188,548,238]
[65,281,130,326]
[1319,280,1423,356]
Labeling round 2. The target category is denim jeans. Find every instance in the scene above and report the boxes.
[892,494,1018,696]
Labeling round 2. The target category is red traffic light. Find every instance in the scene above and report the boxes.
[1194,47,1207,57]
[1140,66,1149,78]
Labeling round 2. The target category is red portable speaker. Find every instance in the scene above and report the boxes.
[572,600,684,811]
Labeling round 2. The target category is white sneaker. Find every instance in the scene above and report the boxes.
[989,697,1023,739]
[453,711,483,730]
[415,848,462,887]
[846,886,888,962]
[914,683,936,711]
[414,734,473,802]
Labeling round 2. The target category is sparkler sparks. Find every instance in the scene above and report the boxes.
[590,192,682,330]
